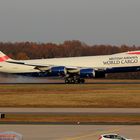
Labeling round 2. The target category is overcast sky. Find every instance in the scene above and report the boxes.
[0,0,140,45]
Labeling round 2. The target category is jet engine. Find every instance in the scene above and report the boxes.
[79,68,105,78]
[79,68,95,78]
[49,66,67,76]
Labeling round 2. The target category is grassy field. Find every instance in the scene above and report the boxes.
[0,80,140,108]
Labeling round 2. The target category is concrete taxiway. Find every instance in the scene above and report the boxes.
[0,125,139,140]
[1,108,140,114]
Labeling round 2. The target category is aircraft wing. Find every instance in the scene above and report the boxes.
[6,59,107,84]
[6,59,106,72]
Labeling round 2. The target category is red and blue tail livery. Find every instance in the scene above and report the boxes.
[0,52,10,62]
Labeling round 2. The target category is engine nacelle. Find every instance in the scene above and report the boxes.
[50,66,66,76]
[80,68,95,78]
[79,69,106,78]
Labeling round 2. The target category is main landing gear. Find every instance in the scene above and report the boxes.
[65,76,85,84]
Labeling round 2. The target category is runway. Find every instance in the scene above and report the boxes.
[1,108,140,114]
[1,78,140,84]
[1,81,140,84]
[0,125,139,140]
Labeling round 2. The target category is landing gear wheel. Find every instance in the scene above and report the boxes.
[65,77,85,84]
[65,79,69,84]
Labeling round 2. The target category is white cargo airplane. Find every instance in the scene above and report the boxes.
[0,50,139,84]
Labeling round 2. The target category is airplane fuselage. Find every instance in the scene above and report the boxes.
[0,52,139,73]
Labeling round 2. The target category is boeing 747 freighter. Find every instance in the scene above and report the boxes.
[0,50,139,83]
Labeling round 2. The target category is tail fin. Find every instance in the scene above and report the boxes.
[0,51,11,62]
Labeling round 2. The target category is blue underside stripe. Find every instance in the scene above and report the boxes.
[105,66,140,73]
[14,66,140,77]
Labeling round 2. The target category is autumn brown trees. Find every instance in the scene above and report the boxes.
[0,40,139,59]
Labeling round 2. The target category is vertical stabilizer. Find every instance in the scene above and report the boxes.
[0,51,11,62]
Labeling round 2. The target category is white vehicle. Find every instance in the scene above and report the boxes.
[0,50,140,84]
[98,133,132,140]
